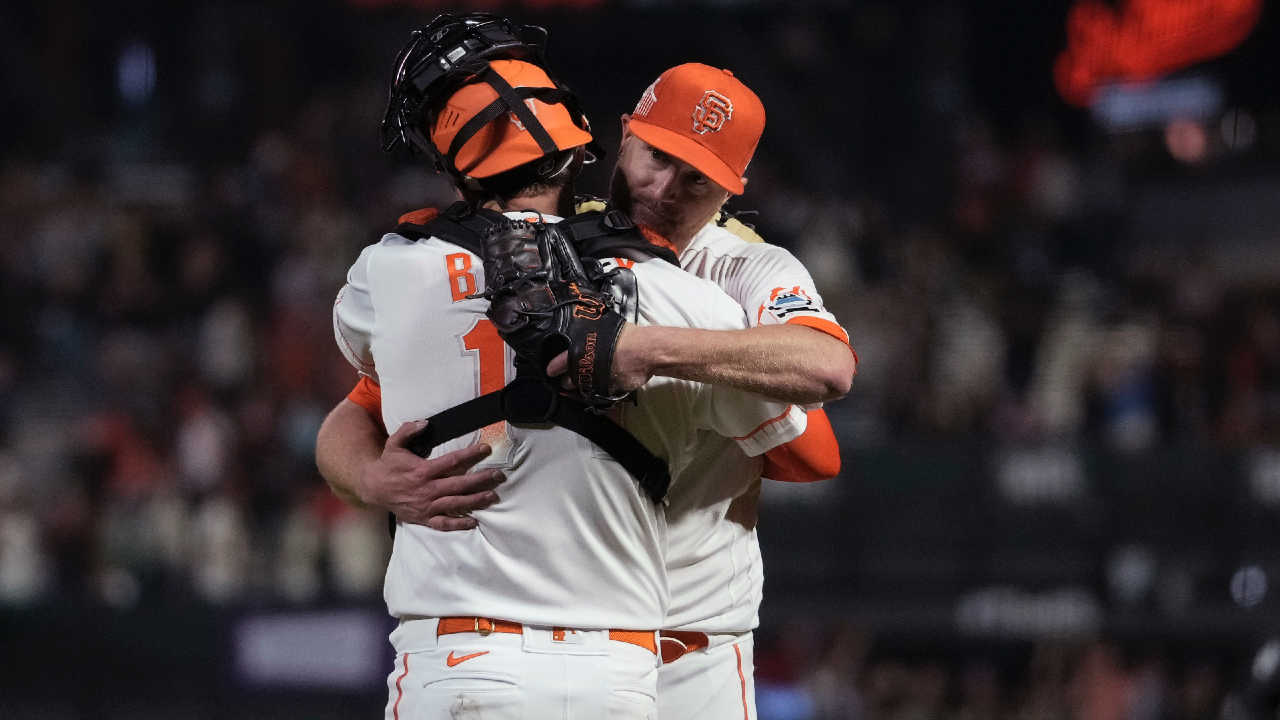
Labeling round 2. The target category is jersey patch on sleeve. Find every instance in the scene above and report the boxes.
[757,286,822,324]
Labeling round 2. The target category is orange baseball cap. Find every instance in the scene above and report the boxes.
[431,59,594,179]
[628,64,765,195]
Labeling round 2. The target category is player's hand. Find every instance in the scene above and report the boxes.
[361,420,506,531]
[546,323,652,393]
[606,323,652,392]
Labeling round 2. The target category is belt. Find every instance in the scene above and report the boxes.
[437,616,657,655]
[659,630,710,664]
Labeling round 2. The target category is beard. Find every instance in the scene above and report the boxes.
[609,166,693,244]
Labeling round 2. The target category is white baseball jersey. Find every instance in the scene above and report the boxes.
[661,222,848,634]
[333,212,805,632]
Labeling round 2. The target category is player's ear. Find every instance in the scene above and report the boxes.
[569,145,587,174]
[620,114,632,139]
[741,177,749,189]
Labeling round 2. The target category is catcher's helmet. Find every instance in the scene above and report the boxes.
[380,13,602,195]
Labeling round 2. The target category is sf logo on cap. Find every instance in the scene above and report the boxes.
[692,91,733,135]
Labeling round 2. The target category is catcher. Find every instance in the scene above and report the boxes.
[328,15,808,719]
[321,40,856,720]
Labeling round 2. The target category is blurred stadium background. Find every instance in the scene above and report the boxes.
[3,0,1280,718]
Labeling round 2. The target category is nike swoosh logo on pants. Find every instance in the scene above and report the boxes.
[446,650,489,667]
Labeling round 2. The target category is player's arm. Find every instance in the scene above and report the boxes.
[316,381,505,532]
[607,243,853,405]
[327,247,502,531]
[761,407,841,483]
[610,322,853,406]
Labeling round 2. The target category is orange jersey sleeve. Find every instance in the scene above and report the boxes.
[785,315,852,351]
[347,376,385,432]
[761,408,841,482]
[783,316,858,369]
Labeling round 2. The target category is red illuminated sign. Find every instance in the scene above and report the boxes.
[1054,0,1262,107]
[348,0,604,8]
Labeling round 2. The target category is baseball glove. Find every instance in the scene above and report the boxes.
[476,217,630,411]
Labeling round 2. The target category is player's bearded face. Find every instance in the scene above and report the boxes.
[611,131,731,249]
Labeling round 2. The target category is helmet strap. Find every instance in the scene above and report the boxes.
[444,85,570,171]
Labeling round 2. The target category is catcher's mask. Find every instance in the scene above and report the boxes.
[380,13,603,196]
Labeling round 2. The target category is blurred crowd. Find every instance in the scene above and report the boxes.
[0,9,1278,712]
[0,89,430,606]
[810,111,1280,453]
[0,0,1269,645]
[752,630,1236,720]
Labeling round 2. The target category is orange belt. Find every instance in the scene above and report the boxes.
[659,630,710,664]
[437,616,657,655]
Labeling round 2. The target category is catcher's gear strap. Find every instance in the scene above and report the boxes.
[579,198,766,247]
[556,210,681,266]
[394,201,507,257]
[396,202,680,267]
[714,210,765,244]
[403,378,671,505]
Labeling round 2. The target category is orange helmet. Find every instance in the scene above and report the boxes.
[430,59,594,181]
[381,14,601,195]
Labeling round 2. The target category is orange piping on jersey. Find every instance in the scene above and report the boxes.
[347,376,386,432]
[762,408,841,482]
[398,207,440,225]
[393,653,409,720]
[734,406,795,442]
[735,644,750,720]
[784,315,853,352]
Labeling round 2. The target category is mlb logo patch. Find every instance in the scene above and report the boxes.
[551,628,585,644]
[758,286,820,323]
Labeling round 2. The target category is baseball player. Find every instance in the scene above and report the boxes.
[329,16,808,719]
[320,62,855,719]
[599,64,853,720]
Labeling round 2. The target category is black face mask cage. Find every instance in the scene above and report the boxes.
[380,13,604,191]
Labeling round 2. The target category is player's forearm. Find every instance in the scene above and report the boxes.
[617,324,855,405]
[316,399,388,509]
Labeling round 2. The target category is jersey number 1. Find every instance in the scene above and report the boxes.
[462,319,513,460]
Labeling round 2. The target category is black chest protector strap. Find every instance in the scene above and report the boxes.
[394,201,504,256]
[403,375,670,506]
[395,202,680,267]
[557,209,680,266]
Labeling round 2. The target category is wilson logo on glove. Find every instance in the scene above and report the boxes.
[478,217,630,412]
[569,284,608,320]
[578,332,598,396]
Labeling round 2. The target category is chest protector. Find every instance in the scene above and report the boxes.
[390,201,679,511]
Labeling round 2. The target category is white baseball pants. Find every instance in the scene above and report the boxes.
[384,619,659,720]
[657,632,756,720]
